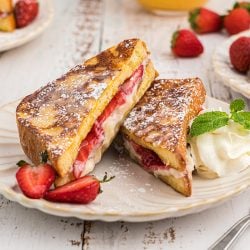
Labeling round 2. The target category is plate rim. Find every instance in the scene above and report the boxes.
[0,0,54,52]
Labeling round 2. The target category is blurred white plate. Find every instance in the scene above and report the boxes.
[0,97,249,222]
[212,30,250,98]
[0,0,53,52]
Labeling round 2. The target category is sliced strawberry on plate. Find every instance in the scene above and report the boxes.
[16,160,55,199]
[189,7,222,34]
[45,175,100,204]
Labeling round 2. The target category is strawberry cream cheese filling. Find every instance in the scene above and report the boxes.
[73,64,145,179]
[123,136,194,179]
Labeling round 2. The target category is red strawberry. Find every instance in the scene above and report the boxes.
[189,8,222,33]
[45,176,100,204]
[16,160,56,199]
[171,29,204,57]
[229,36,250,73]
[14,0,39,28]
[224,8,250,35]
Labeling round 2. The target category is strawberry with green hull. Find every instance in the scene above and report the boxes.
[189,8,222,34]
[171,29,204,57]
[16,159,56,199]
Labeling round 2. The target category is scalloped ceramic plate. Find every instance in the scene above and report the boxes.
[212,30,250,98]
[0,97,249,222]
[0,0,53,52]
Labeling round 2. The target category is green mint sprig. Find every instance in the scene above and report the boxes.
[190,99,250,137]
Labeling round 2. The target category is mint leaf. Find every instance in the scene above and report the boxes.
[190,111,229,137]
[230,99,245,113]
[231,111,250,129]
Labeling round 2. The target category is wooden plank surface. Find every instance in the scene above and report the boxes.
[0,0,249,249]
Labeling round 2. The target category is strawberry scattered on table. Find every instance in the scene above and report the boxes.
[229,36,250,73]
[189,7,222,34]
[224,8,250,35]
[14,0,39,28]
[171,29,204,58]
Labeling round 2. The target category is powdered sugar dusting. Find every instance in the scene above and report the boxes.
[123,78,206,151]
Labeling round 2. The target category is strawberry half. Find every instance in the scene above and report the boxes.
[14,0,39,28]
[171,29,204,57]
[45,175,101,204]
[189,7,222,33]
[16,160,56,199]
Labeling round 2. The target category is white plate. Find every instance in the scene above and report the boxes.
[0,97,249,222]
[212,30,250,98]
[0,0,53,52]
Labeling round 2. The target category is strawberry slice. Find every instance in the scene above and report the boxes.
[45,175,100,204]
[16,160,55,199]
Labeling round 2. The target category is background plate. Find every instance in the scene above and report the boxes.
[0,0,53,52]
[212,30,250,98]
[0,97,249,222]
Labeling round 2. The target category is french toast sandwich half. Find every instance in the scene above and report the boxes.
[16,39,157,185]
[121,78,206,196]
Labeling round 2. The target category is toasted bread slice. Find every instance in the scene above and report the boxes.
[121,78,206,196]
[0,0,15,32]
[16,39,157,178]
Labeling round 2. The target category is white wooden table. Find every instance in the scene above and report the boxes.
[0,0,249,249]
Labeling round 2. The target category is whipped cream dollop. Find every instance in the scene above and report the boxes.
[190,121,250,178]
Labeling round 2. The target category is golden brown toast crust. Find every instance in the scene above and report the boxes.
[122,78,206,171]
[16,39,155,177]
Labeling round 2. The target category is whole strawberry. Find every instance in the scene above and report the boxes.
[229,36,250,73]
[171,29,204,57]
[189,7,222,33]
[224,8,250,35]
[15,0,39,28]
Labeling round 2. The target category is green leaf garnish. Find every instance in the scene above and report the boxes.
[230,99,245,113]
[190,111,229,137]
[231,111,250,129]
[100,172,115,183]
[190,99,250,137]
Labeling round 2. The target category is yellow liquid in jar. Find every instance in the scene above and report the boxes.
[138,0,208,11]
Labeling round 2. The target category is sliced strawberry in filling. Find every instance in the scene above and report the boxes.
[128,139,169,172]
[73,64,144,178]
